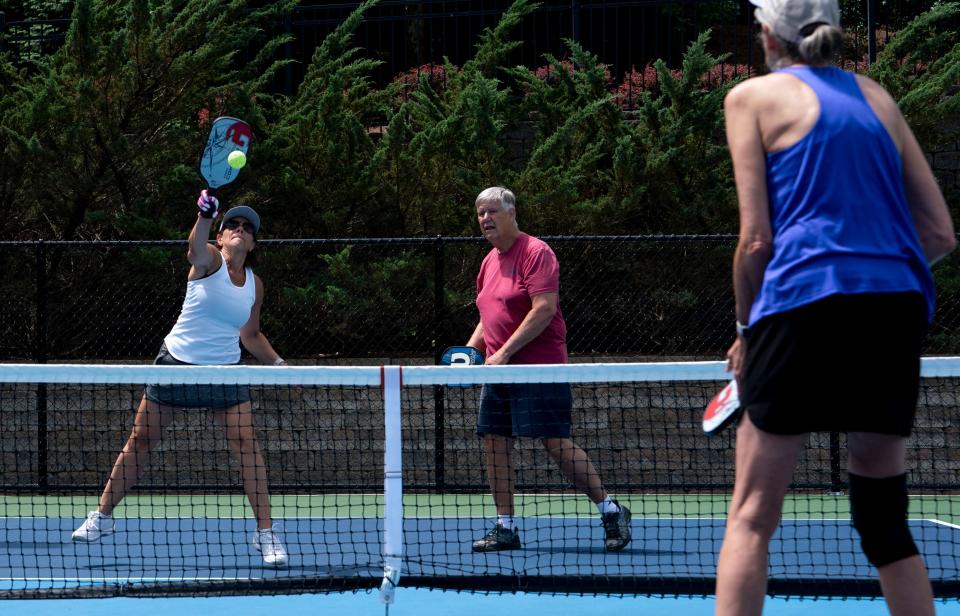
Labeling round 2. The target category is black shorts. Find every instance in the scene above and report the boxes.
[477,383,573,438]
[143,344,251,409]
[741,292,927,436]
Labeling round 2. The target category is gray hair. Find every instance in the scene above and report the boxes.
[779,23,844,66]
[475,186,516,211]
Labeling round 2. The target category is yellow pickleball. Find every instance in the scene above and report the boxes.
[227,150,246,169]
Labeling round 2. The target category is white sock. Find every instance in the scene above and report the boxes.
[596,498,620,515]
[497,515,516,530]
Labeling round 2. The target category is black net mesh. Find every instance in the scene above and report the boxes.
[0,364,958,599]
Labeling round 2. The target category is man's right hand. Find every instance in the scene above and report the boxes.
[485,349,511,365]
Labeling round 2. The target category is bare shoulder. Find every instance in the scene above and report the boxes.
[853,73,889,96]
[854,74,898,108]
[725,76,765,107]
[725,73,795,110]
[853,73,905,147]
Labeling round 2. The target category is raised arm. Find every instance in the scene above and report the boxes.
[187,190,223,281]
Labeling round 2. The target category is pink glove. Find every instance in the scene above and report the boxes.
[197,189,219,219]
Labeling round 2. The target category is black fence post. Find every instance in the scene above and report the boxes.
[35,241,49,493]
[0,12,6,53]
[433,236,446,492]
[866,0,877,64]
[571,0,581,44]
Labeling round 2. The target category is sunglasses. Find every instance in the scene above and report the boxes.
[223,219,256,234]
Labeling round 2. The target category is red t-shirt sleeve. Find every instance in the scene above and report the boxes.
[520,244,560,297]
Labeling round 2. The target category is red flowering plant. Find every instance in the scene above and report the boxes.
[699,62,756,89]
[392,63,450,101]
[197,94,231,130]
[533,58,613,85]
[613,62,752,110]
[508,45,618,127]
[613,64,681,110]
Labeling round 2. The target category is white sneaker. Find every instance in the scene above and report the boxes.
[253,527,288,568]
[72,511,115,542]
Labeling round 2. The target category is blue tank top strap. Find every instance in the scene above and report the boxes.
[775,66,882,138]
[777,65,857,97]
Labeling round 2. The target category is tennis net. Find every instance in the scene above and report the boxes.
[0,360,958,599]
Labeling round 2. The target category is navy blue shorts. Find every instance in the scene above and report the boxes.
[477,383,573,438]
[742,292,926,436]
[143,344,251,409]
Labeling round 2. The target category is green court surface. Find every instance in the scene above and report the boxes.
[3,493,959,523]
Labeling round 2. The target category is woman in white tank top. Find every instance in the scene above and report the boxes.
[71,191,289,568]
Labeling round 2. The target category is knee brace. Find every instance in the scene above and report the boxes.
[849,472,919,568]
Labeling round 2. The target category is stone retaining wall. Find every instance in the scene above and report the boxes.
[3,377,958,493]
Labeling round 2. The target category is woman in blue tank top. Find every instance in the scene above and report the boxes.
[716,1,955,614]
[70,191,289,568]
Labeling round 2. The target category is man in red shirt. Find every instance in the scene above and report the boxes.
[465,186,632,552]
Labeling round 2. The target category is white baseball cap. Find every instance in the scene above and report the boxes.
[751,0,840,44]
[219,205,261,235]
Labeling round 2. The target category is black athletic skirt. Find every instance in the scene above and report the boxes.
[741,292,927,436]
[144,343,251,409]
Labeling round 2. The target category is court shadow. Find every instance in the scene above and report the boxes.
[81,562,379,577]
[0,541,66,549]
[529,546,688,556]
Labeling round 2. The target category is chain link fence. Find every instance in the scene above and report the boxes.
[3,236,960,362]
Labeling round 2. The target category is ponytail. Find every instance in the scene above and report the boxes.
[796,23,843,66]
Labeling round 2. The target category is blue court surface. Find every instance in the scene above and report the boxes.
[2,516,958,589]
[3,590,960,616]
[1,514,958,616]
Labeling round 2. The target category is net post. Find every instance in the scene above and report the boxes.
[433,384,445,493]
[432,235,446,493]
[34,240,49,493]
[380,365,403,605]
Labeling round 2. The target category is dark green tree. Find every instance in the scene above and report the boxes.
[867,2,960,151]
[0,0,954,243]
[502,39,622,234]
[606,32,739,233]
[370,0,539,236]
[252,0,392,238]
[0,0,296,240]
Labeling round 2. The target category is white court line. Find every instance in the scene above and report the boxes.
[929,518,960,530]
